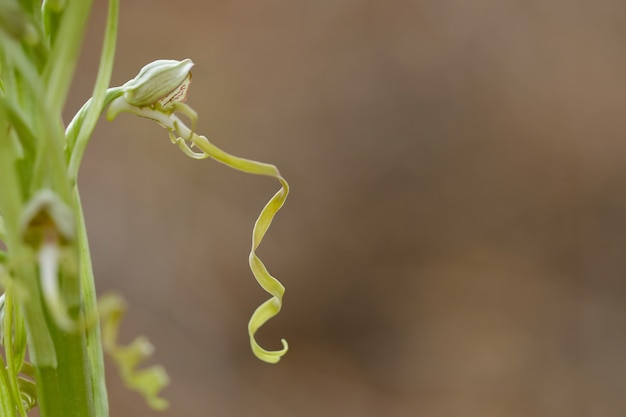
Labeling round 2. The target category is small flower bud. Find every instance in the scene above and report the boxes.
[19,189,74,248]
[19,190,76,331]
[122,59,194,108]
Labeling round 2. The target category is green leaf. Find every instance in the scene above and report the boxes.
[42,0,93,112]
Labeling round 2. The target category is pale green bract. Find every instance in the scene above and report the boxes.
[107,59,290,363]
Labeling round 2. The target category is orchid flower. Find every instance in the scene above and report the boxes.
[105,59,290,364]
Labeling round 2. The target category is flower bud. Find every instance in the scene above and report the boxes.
[19,189,74,248]
[122,59,194,108]
[19,190,76,331]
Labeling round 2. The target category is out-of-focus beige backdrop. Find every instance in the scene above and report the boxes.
[67,1,626,416]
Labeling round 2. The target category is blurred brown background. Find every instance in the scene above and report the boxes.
[67,0,626,416]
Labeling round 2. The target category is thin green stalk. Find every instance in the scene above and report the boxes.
[66,88,122,182]
[62,2,120,414]
[65,3,121,411]
[74,187,109,417]
[66,0,120,182]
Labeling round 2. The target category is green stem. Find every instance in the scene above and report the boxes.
[36,318,95,417]
[73,187,109,417]
[66,0,120,182]
[66,88,123,182]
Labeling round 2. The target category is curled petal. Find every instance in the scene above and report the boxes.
[99,294,170,410]
[188,133,290,363]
